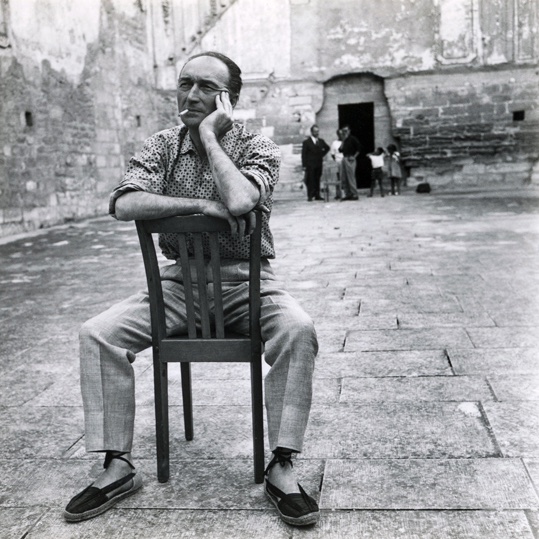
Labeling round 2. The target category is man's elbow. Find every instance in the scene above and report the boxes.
[114,196,133,221]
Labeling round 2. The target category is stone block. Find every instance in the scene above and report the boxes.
[397,312,495,328]
[292,510,534,539]
[321,458,539,509]
[358,295,463,315]
[303,402,498,459]
[525,459,539,492]
[467,327,539,349]
[488,374,539,401]
[313,350,452,379]
[28,508,292,538]
[353,314,398,330]
[344,328,473,352]
[482,402,539,457]
[339,376,493,403]
[0,508,48,539]
[0,405,84,459]
[440,105,467,117]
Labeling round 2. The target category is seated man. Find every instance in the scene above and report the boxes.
[64,51,320,527]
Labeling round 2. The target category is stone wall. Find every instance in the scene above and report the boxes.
[1,0,538,237]
[385,67,539,186]
[0,0,175,237]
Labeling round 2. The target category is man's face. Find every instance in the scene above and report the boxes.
[177,56,231,127]
[342,127,350,138]
[311,126,319,138]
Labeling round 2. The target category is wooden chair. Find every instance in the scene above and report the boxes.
[135,212,264,484]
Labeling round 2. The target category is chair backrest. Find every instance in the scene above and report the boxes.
[135,212,262,349]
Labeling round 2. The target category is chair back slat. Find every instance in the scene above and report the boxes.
[209,234,225,338]
[192,233,212,338]
[177,234,198,339]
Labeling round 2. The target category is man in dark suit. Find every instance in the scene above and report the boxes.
[301,124,330,201]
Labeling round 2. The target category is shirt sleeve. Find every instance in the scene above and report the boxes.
[238,134,281,206]
[109,133,170,218]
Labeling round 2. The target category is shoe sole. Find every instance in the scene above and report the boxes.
[63,473,143,523]
[264,480,320,526]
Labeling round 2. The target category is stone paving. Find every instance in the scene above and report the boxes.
[1,185,539,538]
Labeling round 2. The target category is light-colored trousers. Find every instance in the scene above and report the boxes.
[80,260,318,454]
[339,157,358,197]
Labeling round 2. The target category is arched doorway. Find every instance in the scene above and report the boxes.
[317,74,394,189]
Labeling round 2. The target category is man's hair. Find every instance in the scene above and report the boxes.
[310,124,319,133]
[184,51,243,102]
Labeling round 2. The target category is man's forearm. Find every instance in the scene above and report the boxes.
[201,132,260,216]
[114,191,205,221]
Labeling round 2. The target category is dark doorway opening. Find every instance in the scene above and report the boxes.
[338,102,374,188]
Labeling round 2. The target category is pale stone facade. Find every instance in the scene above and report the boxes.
[1,0,538,236]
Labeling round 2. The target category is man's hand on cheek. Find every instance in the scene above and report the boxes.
[200,91,233,141]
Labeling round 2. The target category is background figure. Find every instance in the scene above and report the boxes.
[301,125,330,201]
[329,129,344,199]
[339,125,360,201]
[367,147,386,197]
[387,144,403,195]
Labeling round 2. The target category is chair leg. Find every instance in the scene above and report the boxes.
[153,354,170,483]
[250,358,265,484]
[180,362,194,441]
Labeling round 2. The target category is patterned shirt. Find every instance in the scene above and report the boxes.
[109,123,281,260]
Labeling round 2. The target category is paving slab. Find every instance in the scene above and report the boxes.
[26,509,291,539]
[302,402,498,459]
[131,405,264,460]
[344,328,474,351]
[466,327,539,349]
[488,374,539,401]
[358,295,463,315]
[292,510,534,539]
[339,376,493,403]
[448,347,539,374]
[524,459,539,491]
[0,507,48,539]
[320,459,539,510]
[0,406,84,459]
[482,402,539,457]
[397,312,496,328]
[313,350,452,378]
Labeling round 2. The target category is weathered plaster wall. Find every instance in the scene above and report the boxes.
[0,0,176,236]
[290,0,438,79]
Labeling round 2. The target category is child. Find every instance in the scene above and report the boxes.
[387,144,403,195]
[367,147,386,197]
